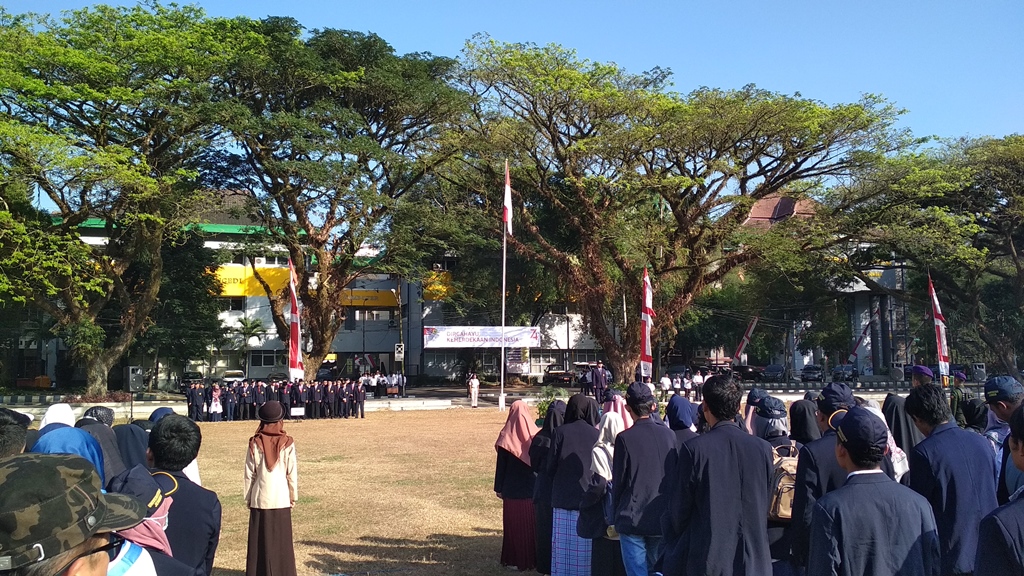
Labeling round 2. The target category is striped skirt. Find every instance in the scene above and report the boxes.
[501,498,537,571]
[551,508,591,576]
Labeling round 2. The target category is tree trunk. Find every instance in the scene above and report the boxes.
[85,354,117,397]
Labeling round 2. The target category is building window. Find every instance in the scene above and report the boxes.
[262,254,290,266]
[219,297,245,312]
[230,253,246,265]
[354,309,395,321]
[250,350,286,367]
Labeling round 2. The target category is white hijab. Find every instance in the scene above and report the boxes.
[864,404,910,481]
[40,403,76,429]
[591,412,625,481]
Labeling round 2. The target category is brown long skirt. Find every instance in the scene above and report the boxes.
[502,498,537,571]
[246,508,297,576]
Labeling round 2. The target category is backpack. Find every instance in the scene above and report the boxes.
[769,441,799,522]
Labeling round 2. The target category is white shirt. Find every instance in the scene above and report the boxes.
[660,375,672,390]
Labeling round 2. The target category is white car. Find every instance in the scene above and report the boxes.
[221,370,245,385]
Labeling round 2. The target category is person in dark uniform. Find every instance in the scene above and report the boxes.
[807,407,941,576]
[202,384,212,422]
[662,375,773,576]
[591,361,609,401]
[976,404,1024,575]
[280,382,292,420]
[905,383,998,576]
[354,379,366,418]
[312,381,324,419]
[186,383,198,421]
[293,381,307,420]
[325,382,337,419]
[223,383,236,422]
[239,382,253,421]
[254,381,267,416]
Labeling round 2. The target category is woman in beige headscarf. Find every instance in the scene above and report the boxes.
[244,401,298,576]
[583,411,627,576]
[494,400,540,570]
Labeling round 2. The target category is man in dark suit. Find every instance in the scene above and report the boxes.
[662,374,773,576]
[906,383,998,576]
[808,407,941,576]
[148,415,221,576]
[354,379,366,418]
[590,360,609,400]
[325,382,336,419]
[986,376,1024,504]
[239,382,252,420]
[975,404,1024,575]
[613,382,677,575]
[280,382,292,419]
[292,381,307,420]
[222,383,236,422]
[253,381,267,415]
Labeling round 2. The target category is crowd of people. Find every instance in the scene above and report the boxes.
[493,366,1024,576]
[0,399,298,576]
[182,374,407,422]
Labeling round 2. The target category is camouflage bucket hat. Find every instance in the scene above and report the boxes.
[0,453,145,570]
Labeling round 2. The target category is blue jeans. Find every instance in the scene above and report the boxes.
[619,534,662,576]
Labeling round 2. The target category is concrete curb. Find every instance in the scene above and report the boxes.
[0,393,161,405]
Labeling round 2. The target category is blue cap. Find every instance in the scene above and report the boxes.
[911,365,934,379]
[816,382,854,414]
[754,396,787,419]
[835,407,889,456]
[985,376,1024,404]
[626,382,654,405]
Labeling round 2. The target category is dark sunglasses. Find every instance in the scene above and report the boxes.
[50,534,124,576]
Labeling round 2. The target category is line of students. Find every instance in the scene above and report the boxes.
[185,378,368,422]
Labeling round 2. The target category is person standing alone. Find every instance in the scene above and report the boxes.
[244,401,298,576]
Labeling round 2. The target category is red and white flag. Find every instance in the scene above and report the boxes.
[287,259,304,381]
[734,316,759,363]
[503,160,513,236]
[929,274,950,380]
[847,305,879,364]
[640,268,655,378]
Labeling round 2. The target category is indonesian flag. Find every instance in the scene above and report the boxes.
[734,316,759,363]
[929,274,950,380]
[287,259,304,381]
[503,160,513,236]
[640,268,655,378]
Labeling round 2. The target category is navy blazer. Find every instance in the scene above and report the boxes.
[547,419,599,510]
[662,420,773,576]
[909,422,998,575]
[809,472,940,576]
[976,496,1024,575]
[151,469,221,576]
[612,418,677,535]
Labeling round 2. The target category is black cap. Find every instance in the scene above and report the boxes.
[258,401,285,423]
[625,382,654,405]
[755,396,787,419]
[817,382,854,414]
[835,407,889,456]
[107,465,166,515]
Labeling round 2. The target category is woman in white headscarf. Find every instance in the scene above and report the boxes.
[862,400,910,482]
[578,412,627,576]
[39,403,76,430]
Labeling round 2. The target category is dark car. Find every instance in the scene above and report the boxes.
[762,364,786,382]
[542,365,575,386]
[180,371,204,393]
[800,365,824,382]
[733,365,763,382]
[831,364,859,382]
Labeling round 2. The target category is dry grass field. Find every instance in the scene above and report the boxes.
[197,407,518,576]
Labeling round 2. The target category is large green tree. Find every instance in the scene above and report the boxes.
[453,39,906,381]
[215,19,470,379]
[0,5,253,393]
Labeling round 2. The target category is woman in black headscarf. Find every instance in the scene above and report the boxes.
[548,394,600,575]
[114,423,150,469]
[883,393,925,453]
[75,413,126,485]
[788,399,821,446]
[666,395,698,448]
[530,400,566,575]
[962,398,990,435]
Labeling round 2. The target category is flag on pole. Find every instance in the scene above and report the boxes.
[847,305,879,364]
[640,268,655,378]
[503,160,513,236]
[734,316,759,363]
[929,274,951,383]
[287,259,304,381]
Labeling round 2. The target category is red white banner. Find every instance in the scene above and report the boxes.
[640,268,655,378]
[503,160,513,236]
[287,259,304,381]
[929,275,950,379]
[734,316,759,362]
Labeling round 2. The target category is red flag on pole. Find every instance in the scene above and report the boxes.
[287,259,304,381]
[847,305,879,364]
[929,274,950,383]
[640,268,655,378]
[503,160,513,236]
[734,317,759,363]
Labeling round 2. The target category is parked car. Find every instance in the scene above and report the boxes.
[800,365,824,382]
[267,372,289,383]
[542,365,575,386]
[180,371,204,393]
[831,364,859,382]
[733,365,764,382]
[221,370,245,385]
[762,364,786,382]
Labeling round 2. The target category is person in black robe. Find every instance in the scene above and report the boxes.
[114,423,150,469]
[788,399,821,446]
[529,399,566,575]
[883,392,925,453]
[548,394,600,575]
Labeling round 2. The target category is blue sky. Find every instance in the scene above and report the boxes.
[5,0,1023,140]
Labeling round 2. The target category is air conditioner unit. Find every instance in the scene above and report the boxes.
[253,257,266,265]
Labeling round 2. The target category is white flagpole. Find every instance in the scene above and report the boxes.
[500,160,512,411]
